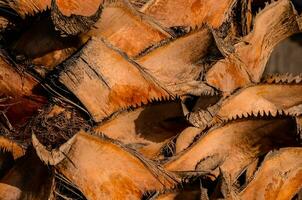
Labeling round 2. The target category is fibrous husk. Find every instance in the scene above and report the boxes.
[0,53,47,130]
[140,0,236,28]
[59,26,217,122]
[206,0,301,93]
[150,184,208,200]
[51,0,103,35]
[94,100,188,159]
[4,0,51,18]
[164,118,299,183]
[130,0,150,9]
[32,130,179,200]
[189,75,302,129]
[59,37,171,122]
[25,104,91,149]
[239,147,302,200]
[0,136,25,159]
[135,27,214,96]
[86,0,172,58]
[0,0,301,199]
[174,127,201,154]
[216,84,302,121]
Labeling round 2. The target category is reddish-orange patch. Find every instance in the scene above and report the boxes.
[0,57,47,130]
[56,0,103,16]
[108,84,168,111]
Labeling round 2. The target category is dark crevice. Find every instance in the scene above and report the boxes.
[251,0,270,15]
[236,169,247,189]
[55,173,87,200]
[0,151,15,179]
[292,0,302,14]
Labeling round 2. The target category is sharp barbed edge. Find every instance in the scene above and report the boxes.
[262,73,302,84]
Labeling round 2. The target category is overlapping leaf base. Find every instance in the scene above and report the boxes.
[0,0,301,199]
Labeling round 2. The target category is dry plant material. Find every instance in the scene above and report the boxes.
[59,26,214,122]
[0,137,24,159]
[0,0,301,199]
[152,186,207,200]
[135,28,213,95]
[33,131,178,199]
[54,0,102,17]
[189,76,302,129]
[141,0,236,28]
[26,104,91,149]
[59,37,170,122]
[0,53,47,130]
[239,148,302,200]
[86,1,172,58]
[164,118,298,183]
[51,0,103,35]
[94,101,187,159]
[5,0,51,18]
[0,151,54,200]
[130,0,149,9]
[206,0,301,93]
[11,18,81,74]
[174,126,201,154]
